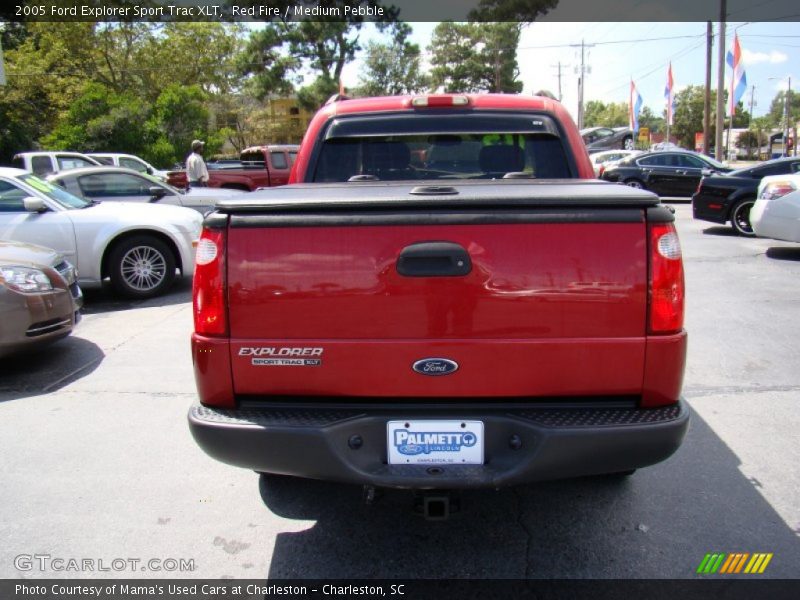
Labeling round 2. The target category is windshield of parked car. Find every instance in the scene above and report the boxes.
[18,174,90,209]
[311,113,573,182]
[699,155,727,169]
[138,171,182,194]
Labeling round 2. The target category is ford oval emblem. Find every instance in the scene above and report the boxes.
[412,358,459,376]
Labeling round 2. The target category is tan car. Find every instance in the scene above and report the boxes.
[0,240,83,358]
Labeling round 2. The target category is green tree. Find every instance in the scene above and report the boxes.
[429,22,522,93]
[735,130,758,148]
[0,23,95,160]
[670,85,748,150]
[286,21,362,84]
[638,106,664,134]
[296,76,340,112]
[0,99,36,162]
[141,23,246,98]
[467,0,558,21]
[41,82,152,154]
[428,23,480,92]
[672,85,716,150]
[357,23,429,96]
[768,90,800,129]
[583,100,607,127]
[238,24,298,101]
[149,84,215,165]
[480,22,523,93]
[0,21,245,165]
[583,101,629,128]
[0,22,29,51]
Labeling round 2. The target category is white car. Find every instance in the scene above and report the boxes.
[12,151,101,176]
[751,173,800,243]
[47,167,244,214]
[0,167,202,299]
[650,142,682,152]
[86,153,169,182]
[589,150,642,177]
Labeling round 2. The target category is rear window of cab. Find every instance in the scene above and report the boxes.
[309,112,574,182]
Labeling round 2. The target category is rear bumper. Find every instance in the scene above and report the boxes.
[692,193,729,224]
[188,400,689,489]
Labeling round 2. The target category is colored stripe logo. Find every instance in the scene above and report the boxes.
[697,553,773,574]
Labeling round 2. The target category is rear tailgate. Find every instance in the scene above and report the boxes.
[221,180,658,400]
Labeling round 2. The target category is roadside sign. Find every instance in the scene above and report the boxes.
[638,127,649,142]
[695,132,705,152]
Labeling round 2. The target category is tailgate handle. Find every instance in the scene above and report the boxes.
[396,242,472,278]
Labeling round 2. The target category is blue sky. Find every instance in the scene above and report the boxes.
[340,21,799,121]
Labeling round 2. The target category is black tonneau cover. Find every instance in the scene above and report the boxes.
[215,179,660,214]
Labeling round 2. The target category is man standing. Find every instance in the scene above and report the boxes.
[186,140,209,188]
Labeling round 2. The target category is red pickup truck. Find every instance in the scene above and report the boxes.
[188,94,688,494]
[167,145,298,191]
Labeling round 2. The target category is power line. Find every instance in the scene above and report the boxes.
[518,33,705,51]
[740,34,800,38]
[597,38,706,97]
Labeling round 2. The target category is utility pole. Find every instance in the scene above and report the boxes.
[703,22,712,154]
[786,77,793,157]
[715,0,727,161]
[571,40,593,129]
[551,61,564,102]
[748,85,756,159]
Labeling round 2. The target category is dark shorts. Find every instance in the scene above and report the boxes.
[189,181,208,188]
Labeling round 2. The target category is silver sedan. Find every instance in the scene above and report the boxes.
[48,166,243,214]
[0,167,202,299]
[0,239,83,358]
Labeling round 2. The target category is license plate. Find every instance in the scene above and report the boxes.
[387,420,484,465]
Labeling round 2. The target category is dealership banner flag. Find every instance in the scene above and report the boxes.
[629,80,643,132]
[664,63,675,126]
[726,34,747,116]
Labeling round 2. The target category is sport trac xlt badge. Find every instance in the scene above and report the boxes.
[240,347,323,367]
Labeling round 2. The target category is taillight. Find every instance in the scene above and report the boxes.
[760,180,797,200]
[193,227,226,336]
[598,165,606,177]
[649,222,684,335]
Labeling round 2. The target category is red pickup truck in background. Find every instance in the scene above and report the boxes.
[167,145,298,191]
[188,94,688,504]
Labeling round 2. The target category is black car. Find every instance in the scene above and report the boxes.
[692,156,800,236]
[580,126,635,151]
[601,150,732,197]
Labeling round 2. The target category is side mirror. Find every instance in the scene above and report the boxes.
[146,167,153,175]
[148,186,167,201]
[23,197,47,213]
[701,168,712,177]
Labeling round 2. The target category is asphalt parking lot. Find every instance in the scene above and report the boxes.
[1,202,799,580]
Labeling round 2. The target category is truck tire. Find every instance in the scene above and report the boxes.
[108,235,176,299]
[730,198,756,237]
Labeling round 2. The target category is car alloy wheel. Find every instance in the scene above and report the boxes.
[730,199,756,237]
[623,137,635,150]
[108,235,176,298]
[624,179,645,189]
